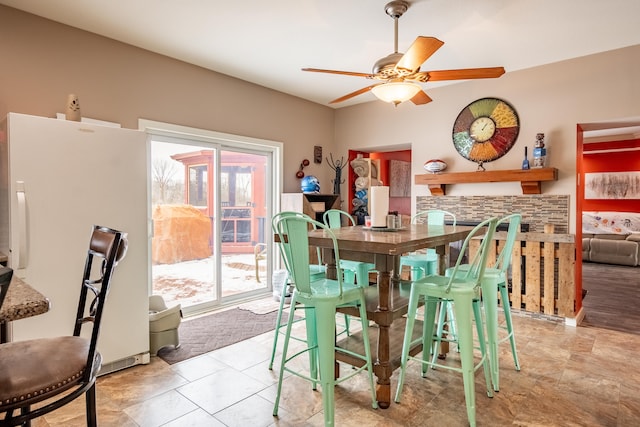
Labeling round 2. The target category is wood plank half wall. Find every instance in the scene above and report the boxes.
[416,195,569,233]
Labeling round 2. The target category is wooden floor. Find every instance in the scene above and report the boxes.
[581,261,640,335]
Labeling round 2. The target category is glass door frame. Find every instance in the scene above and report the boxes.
[140,119,283,317]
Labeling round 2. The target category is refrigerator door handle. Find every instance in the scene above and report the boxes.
[16,181,27,269]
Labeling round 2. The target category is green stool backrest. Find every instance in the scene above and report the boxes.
[274,214,344,296]
[272,211,322,271]
[323,209,356,228]
[445,217,498,293]
[494,214,522,274]
[411,210,457,226]
[272,212,305,275]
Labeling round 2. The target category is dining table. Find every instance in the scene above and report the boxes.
[307,223,474,408]
[0,275,50,343]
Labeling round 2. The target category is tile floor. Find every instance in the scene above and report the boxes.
[29,308,640,426]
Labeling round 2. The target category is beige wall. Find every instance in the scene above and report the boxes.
[334,44,640,232]
[0,6,335,195]
[2,5,640,229]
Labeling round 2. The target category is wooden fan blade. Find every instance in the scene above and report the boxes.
[302,68,374,78]
[329,84,380,104]
[395,37,444,73]
[410,90,432,105]
[422,67,506,82]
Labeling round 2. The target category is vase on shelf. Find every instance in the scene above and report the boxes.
[522,146,530,170]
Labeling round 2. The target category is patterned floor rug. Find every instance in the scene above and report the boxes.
[157,307,287,364]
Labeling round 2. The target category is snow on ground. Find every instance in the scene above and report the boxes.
[152,253,268,307]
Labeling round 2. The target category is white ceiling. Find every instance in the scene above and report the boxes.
[3,0,640,111]
[3,0,640,143]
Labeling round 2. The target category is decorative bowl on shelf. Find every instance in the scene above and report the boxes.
[423,159,447,173]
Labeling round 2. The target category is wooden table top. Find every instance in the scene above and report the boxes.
[0,275,50,323]
[307,224,474,255]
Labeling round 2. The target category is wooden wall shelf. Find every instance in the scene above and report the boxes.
[414,167,558,196]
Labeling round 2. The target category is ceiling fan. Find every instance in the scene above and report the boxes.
[302,0,505,106]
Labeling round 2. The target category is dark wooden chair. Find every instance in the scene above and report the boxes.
[0,267,12,311]
[0,225,128,426]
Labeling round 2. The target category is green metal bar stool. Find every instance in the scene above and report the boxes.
[445,213,522,391]
[268,211,327,370]
[395,217,498,427]
[400,210,459,362]
[272,214,378,426]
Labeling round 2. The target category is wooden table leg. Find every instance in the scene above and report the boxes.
[374,257,400,409]
[375,323,391,408]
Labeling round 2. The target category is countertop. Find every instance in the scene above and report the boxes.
[0,275,50,323]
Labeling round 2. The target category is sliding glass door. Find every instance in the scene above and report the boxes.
[144,121,279,316]
[218,149,269,298]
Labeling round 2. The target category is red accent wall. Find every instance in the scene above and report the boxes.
[371,150,412,215]
[582,138,640,212]
[347,149,412,217]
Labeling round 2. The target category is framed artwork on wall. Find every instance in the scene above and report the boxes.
[585,172,640,199]
[389,159,411,197]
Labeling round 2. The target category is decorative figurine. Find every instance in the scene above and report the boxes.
[533,133,547,168]
[326,153,345,196]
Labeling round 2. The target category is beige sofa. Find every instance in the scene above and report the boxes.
[582,233,640,266]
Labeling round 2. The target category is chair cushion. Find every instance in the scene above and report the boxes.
[0,336,94,409]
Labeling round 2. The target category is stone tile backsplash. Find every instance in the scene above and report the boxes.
[415,195,570,233]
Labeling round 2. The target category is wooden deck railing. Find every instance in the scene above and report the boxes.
[470,231,577,318]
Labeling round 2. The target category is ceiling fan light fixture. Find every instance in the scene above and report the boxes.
[371,81,421,105]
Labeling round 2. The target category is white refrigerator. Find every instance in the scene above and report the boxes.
[0,112,150,373]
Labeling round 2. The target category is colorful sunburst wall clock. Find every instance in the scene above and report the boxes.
[452,97,520,170]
